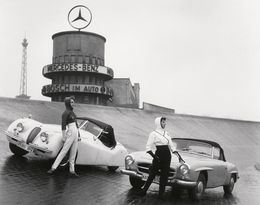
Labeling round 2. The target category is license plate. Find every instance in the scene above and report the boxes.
[143,174,160,184]
[16,141,33,152]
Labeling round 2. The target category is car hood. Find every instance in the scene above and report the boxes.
[41,124,61,134]
[130,150,230,169]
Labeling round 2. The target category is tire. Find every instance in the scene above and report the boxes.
[171,187,183,198]
[9,143,28,157]
[129,176,145,189]
[107,166,119,172]
[189,173,206,201]
[223,175,235,194]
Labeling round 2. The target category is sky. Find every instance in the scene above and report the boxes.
[0,0,260,122]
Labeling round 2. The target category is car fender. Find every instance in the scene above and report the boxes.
[195,167,214,172]
[186,167,212,185]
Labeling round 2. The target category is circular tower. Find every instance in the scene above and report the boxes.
[42,31,114,105]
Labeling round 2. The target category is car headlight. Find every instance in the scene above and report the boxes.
[125,155,135,169]
[40,132,49,144]
[14,122,24,133]
[125,155,134,165]
[179,164,190,176]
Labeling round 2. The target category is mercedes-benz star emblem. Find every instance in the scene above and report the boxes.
[68,5,92,31]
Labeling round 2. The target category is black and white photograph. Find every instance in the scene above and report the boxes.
[0,0,259,204]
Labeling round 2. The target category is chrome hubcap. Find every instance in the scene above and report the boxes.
[197,181,204,195]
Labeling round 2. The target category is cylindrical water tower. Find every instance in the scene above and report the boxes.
[41,31,114,105]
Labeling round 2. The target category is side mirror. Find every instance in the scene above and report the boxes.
[93,135,98,141]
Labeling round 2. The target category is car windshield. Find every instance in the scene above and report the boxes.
[173,139,213,158]
[79,121,103,137]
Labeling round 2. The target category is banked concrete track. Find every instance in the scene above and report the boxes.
[0,97,259,170]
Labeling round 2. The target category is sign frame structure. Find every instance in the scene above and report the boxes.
[68,5,92,31]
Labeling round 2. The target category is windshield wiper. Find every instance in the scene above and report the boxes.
[182,147,191,151]
[195,151,211,156]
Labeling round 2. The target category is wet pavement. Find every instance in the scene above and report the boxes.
[0,140,260,205]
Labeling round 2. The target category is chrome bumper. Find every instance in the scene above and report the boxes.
[170,179,197,187]
[121,169,197,188]
[4,130,52,153]
[4,130,23,142]
[121,169,143,178]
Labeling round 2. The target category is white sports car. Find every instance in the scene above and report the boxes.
[3,116,128,171]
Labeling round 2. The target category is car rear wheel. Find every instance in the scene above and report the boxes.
[129,176,145,189]
[9,143,28,156]
[107,166,119,172]
[223,175,235,194]
[188,173,206,201]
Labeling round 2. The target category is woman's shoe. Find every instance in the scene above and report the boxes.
[69,172,79,177]
[47,168,55,175]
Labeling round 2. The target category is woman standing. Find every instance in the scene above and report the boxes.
[137,116,176,199]
[47,96,80,177]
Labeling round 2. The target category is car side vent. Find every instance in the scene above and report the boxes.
[26,127,41,144]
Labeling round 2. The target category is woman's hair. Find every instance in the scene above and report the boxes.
[161,117,166,122]
[70,96,75,101]
[64,96,74,110]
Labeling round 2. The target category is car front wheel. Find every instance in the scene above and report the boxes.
[9,143,28,156]
[188,173,206,201]
[223,175,235,194]
[129,176,145,189]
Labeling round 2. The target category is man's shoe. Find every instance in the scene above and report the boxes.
[69,172,79,177]
[47,168,55,175]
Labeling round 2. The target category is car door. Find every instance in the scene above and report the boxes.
[207,147,227,187]
[76,122,102,165]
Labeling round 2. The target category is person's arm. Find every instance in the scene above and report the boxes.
[146,150,160,162]
[62,130,67,142]
[169,136,177,153]
[146,132,160,162]
[61,111,68,142]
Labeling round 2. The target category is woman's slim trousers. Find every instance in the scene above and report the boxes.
[142,145,171,196]
[52,122,78,172]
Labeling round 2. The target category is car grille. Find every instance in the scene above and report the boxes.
[26,127,41,144]
[137,162,176,179]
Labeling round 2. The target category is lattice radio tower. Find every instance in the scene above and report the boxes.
[16,38,30,99]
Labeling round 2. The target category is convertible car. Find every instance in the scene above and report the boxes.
[3,116,128,171]
[121,138,239,200]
